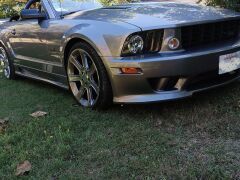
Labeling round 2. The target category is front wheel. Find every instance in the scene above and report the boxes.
[67,42,112,109]
[0,45,15,79]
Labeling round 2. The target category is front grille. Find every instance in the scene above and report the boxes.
[144,30,164,53]
[181,19,240,49]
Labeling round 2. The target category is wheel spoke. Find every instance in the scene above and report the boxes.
[0,55,4,62]
[68,74,82,82]
[88,65,96,76]
[86,87,93,106]
[70,55,83,72]
[0,57,4,68]
[75,86,86,101]
[90,80,99,95]
[0,48,10,78]
[80,51,89,70]
[0,54,5,67]
[3,58,9,69]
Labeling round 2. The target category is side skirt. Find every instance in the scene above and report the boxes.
[14,64,69,90]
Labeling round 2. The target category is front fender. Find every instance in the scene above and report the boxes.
[60,20,140,60]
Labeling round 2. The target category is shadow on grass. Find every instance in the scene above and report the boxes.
[1,74,239,179]
[13,75,239,141]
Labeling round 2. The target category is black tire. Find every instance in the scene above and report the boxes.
[66,42,113,109]
[0,45,15,79]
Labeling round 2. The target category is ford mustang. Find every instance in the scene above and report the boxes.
[0,0,240,109]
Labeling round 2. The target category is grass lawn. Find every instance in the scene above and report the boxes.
[0,72,240,179]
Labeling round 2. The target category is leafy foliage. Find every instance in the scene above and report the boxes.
[0,0,135,19]
[0,0,25,18]
[0,0,240,19]
[198,0,240,11]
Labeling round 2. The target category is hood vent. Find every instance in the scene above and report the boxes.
[101,6,131,10]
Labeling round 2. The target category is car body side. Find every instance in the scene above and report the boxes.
[1,0,240,104]
[0,0,141,89]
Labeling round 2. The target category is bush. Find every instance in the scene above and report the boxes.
[198,0,240,11]
[0,0,239,19]
[0,0,25,19]
[0,0,133,19]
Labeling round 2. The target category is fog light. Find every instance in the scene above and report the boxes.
[121,67,142,74]
[128,35,144,54]
[168,37,180,50]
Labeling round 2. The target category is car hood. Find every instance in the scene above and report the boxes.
[67,2,240,30]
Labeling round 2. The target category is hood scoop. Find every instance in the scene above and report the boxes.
[101,6,131,10]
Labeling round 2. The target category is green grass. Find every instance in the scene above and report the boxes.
[0,73,240,179]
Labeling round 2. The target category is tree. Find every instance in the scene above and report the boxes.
[0,0,25,18]
[198,0,240,11]
[0,0,133,18]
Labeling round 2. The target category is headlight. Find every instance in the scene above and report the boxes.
[121,30,164,56]
[127,35,144,54]
[122,34,144,56]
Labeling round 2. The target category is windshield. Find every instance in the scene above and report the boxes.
[50,0,128,14]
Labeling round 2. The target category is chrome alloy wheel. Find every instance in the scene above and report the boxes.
[67,49,100,107]
[0,47,10,79]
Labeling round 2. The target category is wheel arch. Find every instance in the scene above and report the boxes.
[63,36,103,67]
[62,37,114,108]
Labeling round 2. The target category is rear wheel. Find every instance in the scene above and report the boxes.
[67,42,112,109]
[0,45,15,79]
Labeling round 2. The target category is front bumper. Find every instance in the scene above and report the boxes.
[104,42,240,104]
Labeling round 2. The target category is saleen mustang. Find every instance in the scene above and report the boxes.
[0,0,240,109]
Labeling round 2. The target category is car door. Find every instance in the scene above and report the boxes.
[8,0,49,68]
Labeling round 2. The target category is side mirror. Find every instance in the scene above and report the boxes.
[20,9,46,20]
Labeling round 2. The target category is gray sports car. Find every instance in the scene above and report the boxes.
[0,0,240,109]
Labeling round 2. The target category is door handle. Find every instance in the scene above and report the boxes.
[11,29,16,35]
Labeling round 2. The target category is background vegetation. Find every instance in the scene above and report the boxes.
[198,0,240,11]
[0,0,131,19]
[0,0,239,19]
[0,0,25,19]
